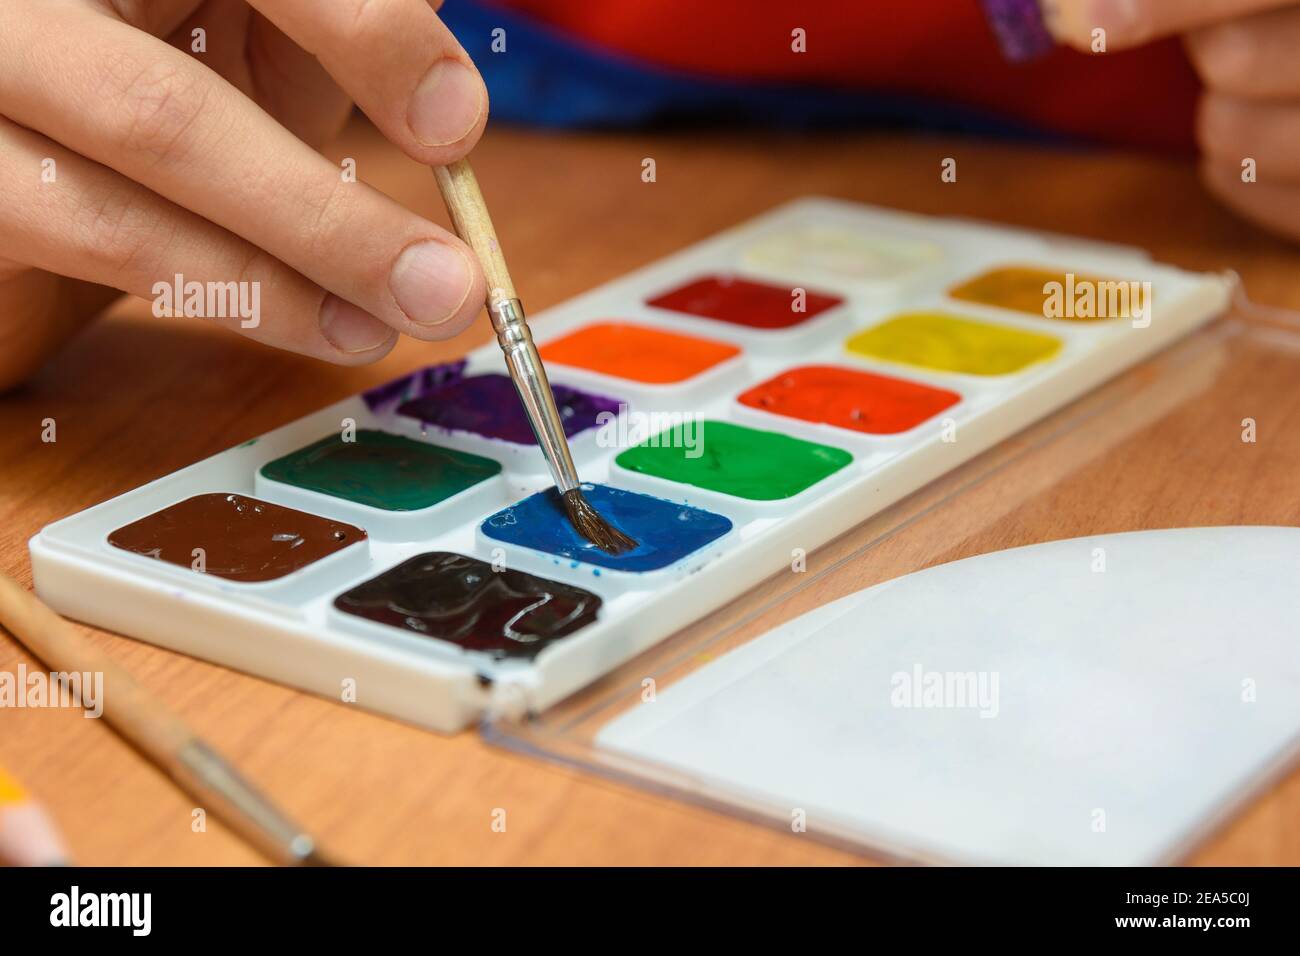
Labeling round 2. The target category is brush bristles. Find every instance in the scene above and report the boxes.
[561,488,638,555]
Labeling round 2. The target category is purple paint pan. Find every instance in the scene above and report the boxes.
[395,367,622,446]
[362,360,468,415]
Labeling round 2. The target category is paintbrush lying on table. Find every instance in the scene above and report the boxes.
[0,571,335,866]
[433,159,636,555]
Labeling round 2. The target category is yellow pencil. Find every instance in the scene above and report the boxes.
[0,765,71,866]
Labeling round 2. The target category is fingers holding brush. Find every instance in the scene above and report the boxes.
[0,0,486,345]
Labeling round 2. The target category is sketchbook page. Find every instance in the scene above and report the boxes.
[597,527,1300,865]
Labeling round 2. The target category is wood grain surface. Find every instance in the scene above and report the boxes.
[2,116,1298,865]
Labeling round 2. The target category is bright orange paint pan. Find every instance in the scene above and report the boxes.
[539,322,740,385]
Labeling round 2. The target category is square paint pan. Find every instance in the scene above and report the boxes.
[103,492,371,607]
[644,273,855,356]
[477,484,736,595]
[536,321,750,407]
[948,263,1152,325]
[328,551,605,664]
[738,224,946,300]
[383,364,624,476]
[844,309,1065,380]
[610,418,858,520]
[255,430,510,540]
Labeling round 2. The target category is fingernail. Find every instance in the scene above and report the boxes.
[319,295,394,353]
[389,240,474,327]
[1087,0,1140,39]
[408,59,485,146]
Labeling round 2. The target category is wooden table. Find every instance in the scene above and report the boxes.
[2,117,1298,866]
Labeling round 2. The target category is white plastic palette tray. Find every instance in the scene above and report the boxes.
[29,198,1232,732]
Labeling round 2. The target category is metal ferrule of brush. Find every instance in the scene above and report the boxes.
[489,297,582,494]
[175,739,326,865]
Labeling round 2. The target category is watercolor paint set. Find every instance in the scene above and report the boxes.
[29,198,1232,734]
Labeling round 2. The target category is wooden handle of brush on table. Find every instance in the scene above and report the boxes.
[0,571,332,865]
[0,573,191,757]
[433,159,517,307]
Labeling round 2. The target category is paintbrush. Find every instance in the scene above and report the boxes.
[0,571,336,866]
[433,159,636,555]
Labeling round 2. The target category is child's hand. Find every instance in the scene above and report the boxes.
[1053,0,1300,239]
[0,0,489,389]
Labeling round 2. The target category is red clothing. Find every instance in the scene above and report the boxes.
[490,0,1201,151]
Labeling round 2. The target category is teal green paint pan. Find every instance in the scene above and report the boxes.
[258,430,504,538]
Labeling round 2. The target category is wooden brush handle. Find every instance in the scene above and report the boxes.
[433,159,516,307]
[0,573,192,758]
[0,571,329,865]
[432,158,581,492]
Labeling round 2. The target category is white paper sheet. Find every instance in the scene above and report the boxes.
[598,527,1300,864]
